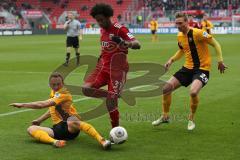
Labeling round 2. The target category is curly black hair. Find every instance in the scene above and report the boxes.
[90,3,114,18]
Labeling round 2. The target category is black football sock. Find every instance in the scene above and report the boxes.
[76,52,80,65]
[65,53,70,65]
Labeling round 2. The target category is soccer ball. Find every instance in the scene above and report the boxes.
[109,126,128,144]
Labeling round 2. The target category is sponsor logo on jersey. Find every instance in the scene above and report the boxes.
[102,41,109,47]
[203,31,209,38]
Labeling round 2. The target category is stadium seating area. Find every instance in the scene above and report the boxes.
[142,0,239,11]
[1,0,239,29]
[8,0,132,23]
[67,0,132,22]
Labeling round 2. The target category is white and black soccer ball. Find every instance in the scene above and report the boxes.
[109,126,128,144]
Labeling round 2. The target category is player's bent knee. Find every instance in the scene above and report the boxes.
[67,116,80,128]
[27,125,37,135]
[190,91,198,97]
[162,83,174,94]
[68,121,80,132]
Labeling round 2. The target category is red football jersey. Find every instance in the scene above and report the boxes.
[99,22,135,68]
[189,20,201,29]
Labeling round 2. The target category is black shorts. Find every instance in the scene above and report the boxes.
[151,30,156,34]
[66,36,79,48]
[173,67,210,87]
[52,121,80,140]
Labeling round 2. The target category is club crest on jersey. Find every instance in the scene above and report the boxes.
[54,92,60,98]
[203,31,209,38]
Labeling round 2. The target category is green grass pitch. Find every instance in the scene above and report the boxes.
[0,34,239,160]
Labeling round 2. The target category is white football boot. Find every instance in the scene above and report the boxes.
[152,115,170,126]
[187,120,195,131]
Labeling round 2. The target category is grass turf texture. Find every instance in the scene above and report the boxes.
[0,34,239,160]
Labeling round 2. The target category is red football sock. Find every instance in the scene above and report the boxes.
[109,109,119,128]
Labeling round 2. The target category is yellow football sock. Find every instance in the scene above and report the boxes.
[189,96,199,120]
[79,121,103,143]
[190,96,199,114]
[31,130,56,144]
[162,94,172,117]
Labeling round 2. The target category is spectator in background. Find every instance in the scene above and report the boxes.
[117,0,123,5]
[53,0,60,4]
[117,14,122,22]
[136,15,143,25]
[81,5,88,11]
[0,17,5,24]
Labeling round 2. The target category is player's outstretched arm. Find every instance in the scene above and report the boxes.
[32,110,51,125]
[165,50,184,71]
[10,100,56,109]
[207,38,227,73]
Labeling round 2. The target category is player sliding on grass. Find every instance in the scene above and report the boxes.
[10,72,111,149]
[82,3,141,128]
[152,12,227,130]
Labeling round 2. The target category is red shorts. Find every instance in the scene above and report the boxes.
[85,64,128,94]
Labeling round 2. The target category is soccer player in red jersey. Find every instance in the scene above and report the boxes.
[188,15,201,29]
[82,3,141,128]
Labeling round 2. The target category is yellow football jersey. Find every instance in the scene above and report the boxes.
[177,28,212,71]
[150,20,158,31]
[48,87,80,124]
[201,20,213,34]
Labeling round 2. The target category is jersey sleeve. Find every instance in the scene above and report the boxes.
[118,26,135,41]
[49,92,71,105]
[177,34,184,50]
[177,42,183,50]
[197,29,212,42]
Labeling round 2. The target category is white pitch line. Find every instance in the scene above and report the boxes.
[0,70,85,75]
[73,97,91,102]
[0,109,34,117]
